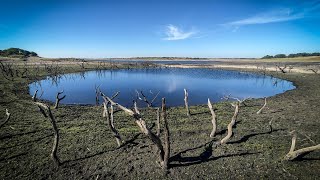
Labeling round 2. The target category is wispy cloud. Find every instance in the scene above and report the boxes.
[163,24,197,41]
[224,1,320,28]
[225,8,304,26]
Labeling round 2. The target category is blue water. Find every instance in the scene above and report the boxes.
[29,68,295,107]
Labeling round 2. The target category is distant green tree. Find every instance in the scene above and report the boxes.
[261,55,274,59]
[288,54,297,58]
[274,54,287,58]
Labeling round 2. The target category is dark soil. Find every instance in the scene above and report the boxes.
[0,61,319,179]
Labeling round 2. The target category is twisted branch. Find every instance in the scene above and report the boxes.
[220,102,240,144]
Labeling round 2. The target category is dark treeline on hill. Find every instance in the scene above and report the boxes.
[262,52,320,59]
[0,48,38,57]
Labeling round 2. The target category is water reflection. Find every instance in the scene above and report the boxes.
[29,68,295,107]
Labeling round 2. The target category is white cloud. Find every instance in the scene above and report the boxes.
[225,8,304,26]
[163,24,197,41]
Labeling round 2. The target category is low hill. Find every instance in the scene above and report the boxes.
[0,48,38,58]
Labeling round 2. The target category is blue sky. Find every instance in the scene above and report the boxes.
[0,0,320,58]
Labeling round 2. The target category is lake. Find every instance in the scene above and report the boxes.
[29,68,295,107]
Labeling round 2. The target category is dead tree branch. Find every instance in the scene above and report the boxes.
[184,89,190,117]
[223,94,250,106]
[95,85,101,105]
[208,98,217,138]
[104,95,169,169]
[220,102,240,144]
[256,97,267,114]
[156,108,161,136]
[307,69,318,74]
[276,65,288,73]
[161,98,170,170]
[111,91,120,99]
[150,91,160,106]
[284,131,320,160]
[103,102,122,147]
[269,119,273,133]
[54,91,66,109]
[32,90,38,102]
[34,102,60,166]
[0,109,11,128]
[140,91,151,107]
[138,90,160,107]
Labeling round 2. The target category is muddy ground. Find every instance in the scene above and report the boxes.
[0,59,319,179]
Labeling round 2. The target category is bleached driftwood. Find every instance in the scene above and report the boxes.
[256,97,267,114]
[54,91,66,109]
[284,131,320,161]
[208,98,217,138]
[34,102,60,166]
[0,109,11,128]
[220,102,240,144]
[184,89,190,116]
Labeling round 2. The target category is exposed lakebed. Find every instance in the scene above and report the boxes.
[29,68,295,107]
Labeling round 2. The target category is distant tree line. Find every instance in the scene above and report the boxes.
[262,52,320,59]
[0,48,38,57]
